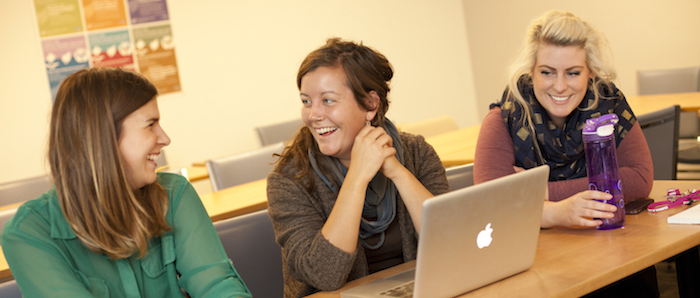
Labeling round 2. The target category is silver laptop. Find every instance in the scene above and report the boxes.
[341,165,549,298]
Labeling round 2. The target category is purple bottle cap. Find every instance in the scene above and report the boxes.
[583,114,618,141]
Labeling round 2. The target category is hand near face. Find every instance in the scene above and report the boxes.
[543,190,616,228]
[348,125,396,183]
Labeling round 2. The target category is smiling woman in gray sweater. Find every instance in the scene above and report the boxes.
[267,38,449,297]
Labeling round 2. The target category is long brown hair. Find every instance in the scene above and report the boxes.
[49,68,170,259]
[277,38,393,192]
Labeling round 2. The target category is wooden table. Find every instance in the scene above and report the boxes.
[308,180,700,298]
[627,92,700,115]
[183,165,209,182]
[424,124,480,168]
[199,179,268,222]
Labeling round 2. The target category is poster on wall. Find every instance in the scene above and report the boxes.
[42,36,90,99]
[32,0,180,101]
[128,0,169,25]
[34,0,83,37]
[88,30,135,70]
[133,24,180,94]
[83,0,128,31]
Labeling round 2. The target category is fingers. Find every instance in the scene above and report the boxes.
[554,191,619,228]
[575,191,616,212]
[355,126,394,154]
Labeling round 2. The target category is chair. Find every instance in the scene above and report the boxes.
[399,115,459,138]
[255,119,304,146]
[206,142,285,192]
[214,209,283,298]
[637,105,680,180]
[638,66,700,176]
[0,208,18,232]
[0,175,52,206]
[445,163,474,191]
[637,66,700,95]
[0,279,20,298]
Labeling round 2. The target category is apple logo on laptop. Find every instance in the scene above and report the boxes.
[476,223,493,249]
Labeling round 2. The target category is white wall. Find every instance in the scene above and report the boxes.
[0,0,478,184]
[462,0,700,120]
[3,0,699,186]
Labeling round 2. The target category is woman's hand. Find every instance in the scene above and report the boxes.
[541,190,616,228]
[322,125,396,253]
[347,125,396,183]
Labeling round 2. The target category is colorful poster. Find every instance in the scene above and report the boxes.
[82,0,128,31]
[128,0,169,25]
[133,24,180,94]
[42,36,90,99]
[34,0,83,37]
[88,30,135,70]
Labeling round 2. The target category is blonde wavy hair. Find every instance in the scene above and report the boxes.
[506,10,616,127]
[49,68,170,259]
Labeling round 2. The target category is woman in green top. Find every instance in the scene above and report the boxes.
[1,68,251,297]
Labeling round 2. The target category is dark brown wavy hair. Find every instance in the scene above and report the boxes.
[277,38,393,192]
[49,68,170,259]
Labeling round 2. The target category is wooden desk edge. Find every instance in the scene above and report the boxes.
[208,201,268,222]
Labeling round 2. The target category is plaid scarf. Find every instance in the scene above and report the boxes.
[492,76,636,181]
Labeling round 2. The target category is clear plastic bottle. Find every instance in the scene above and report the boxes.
[582,114,625,230]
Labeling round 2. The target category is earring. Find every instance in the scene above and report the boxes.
[366,120,371,126]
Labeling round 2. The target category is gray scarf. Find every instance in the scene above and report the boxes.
[309,119,404,249]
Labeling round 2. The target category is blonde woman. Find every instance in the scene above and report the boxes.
[474,11,657,297]
[474,10,653,229]
[2,68,251,297]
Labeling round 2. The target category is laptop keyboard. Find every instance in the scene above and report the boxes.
[379,281,414,297]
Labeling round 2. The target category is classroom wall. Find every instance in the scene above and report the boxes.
[0,0,478,184]
[3,0,700,186]
[463,0,700,120]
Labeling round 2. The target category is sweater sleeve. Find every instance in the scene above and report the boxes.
[474,108,653,202]
[266,171,358,291]
[473,108,518,184]
[402,133,450,197]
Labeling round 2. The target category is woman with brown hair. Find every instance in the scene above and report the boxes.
[1,68,251,297]
[267,38,449,297]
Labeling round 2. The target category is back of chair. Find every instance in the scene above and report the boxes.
[399,115,459,138]
[206,142,285,192]
[256,119,304,146]
[0,175,52,206]
[445,163,474,191]
[214,209,283,298]
[637,66,700,95]
[637,105,680,180]
[0,279,21,298]
[0,208,18,234]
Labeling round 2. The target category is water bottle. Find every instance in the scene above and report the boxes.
[582,114,625,230]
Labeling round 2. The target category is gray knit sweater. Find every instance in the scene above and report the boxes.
[267,132,449,297]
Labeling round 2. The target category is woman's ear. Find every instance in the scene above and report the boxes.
[365,91,380,121]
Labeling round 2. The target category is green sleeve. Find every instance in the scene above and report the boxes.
[163,173,252,298]
[1,206,97,297]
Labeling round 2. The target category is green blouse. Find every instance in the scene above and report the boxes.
[1,172,251,298]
